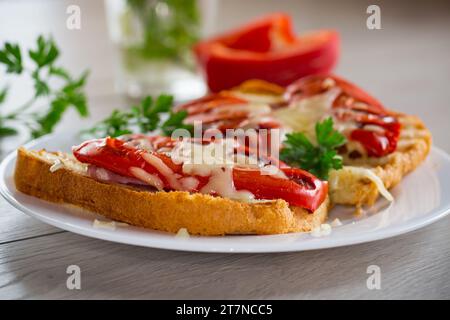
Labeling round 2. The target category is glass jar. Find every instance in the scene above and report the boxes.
[105,0,213,101]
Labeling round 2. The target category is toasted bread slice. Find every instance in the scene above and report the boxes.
[329,114,431,206]
[14,148,329,236]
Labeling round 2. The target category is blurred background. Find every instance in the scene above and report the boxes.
[0,0,449,150]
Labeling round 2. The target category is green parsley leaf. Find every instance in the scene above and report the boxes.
[0,35,90,141]
[132,94,174,133]
[0,42,23,74]
[62,70,89,93]
[0,87,8,104]
[28,35,59,68]
[84,94,191,138]
[83,110,133,138]
[49,66,71,81]
[161,110,193,136]
[280,117,346,180]
[316,117,346,149]
[59,71,90,117]
[152,94,173,114]
[32,98,68,138]
[0,126,18,137]
[32,70,50,97]
[135,96,158,132]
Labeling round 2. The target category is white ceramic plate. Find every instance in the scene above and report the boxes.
[1,134,450,253]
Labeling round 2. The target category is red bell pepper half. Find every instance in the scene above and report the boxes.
[194,13,340,92]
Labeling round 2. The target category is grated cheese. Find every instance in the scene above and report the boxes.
[130,167,164,190]
[273,87,341,141]
[92,219,129,230]
[49,159,64,172]
[92,219,117,230]
[175,228,190,238]
[311,223,332,237]
[333,166,393,202]
[43,152,87,174]
[331,218,343,227]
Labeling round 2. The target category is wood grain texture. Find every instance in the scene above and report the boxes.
[0,217,449,299]
[0,202,62,244]
[0,0,450,299]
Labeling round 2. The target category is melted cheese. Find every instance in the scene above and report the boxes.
[179,176,199,191]
[171,139,256,201]
[129,167,164,190]
[124,138,154,152]
[363,124,385,134]
[396,139,419,150]
[43,152,88,174]
[260,165,288,179]
[225,103,272,117]
[125,138,259,201]
[49,159,64,172]
[400,128,429,139]
[273,88,341,141]
[95,167,110,180]
[142,153,182,189]
[334,119,359,135]
[199,165,255,202]
[330,166,393,202]
[172,139,236,167]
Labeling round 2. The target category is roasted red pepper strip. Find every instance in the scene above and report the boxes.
[175,93,248,115]
[285,74,385,112]
[194,13,340,92]
[73,138,185,188]
[73,137,327,211]
[233,167,327,212]
[126,134,287,169]
[285,74,401,157]
[175,93,254,131]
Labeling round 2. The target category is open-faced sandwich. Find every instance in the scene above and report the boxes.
[15,134,329,235]
[176,74,432,208]
[14,74,431,236]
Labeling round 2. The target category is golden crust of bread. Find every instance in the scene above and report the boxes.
[14,148,329,236]
[329,114,432,206]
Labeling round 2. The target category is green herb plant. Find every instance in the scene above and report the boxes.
[0,35,89,139]
[83,94,193,138]
[280,117,347,180]
[126,0,200,61]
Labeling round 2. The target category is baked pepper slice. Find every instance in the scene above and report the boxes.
[73,137,328,211]
[194,13,340,92]
[285,74,401,157]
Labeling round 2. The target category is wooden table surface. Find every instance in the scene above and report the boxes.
[1,0,449,299]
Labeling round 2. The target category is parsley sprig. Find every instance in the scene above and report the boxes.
[280,118,346,180]
[0,35,89,139]
[83,94,193,138]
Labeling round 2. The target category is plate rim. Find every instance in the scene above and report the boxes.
[1,134,450,253]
